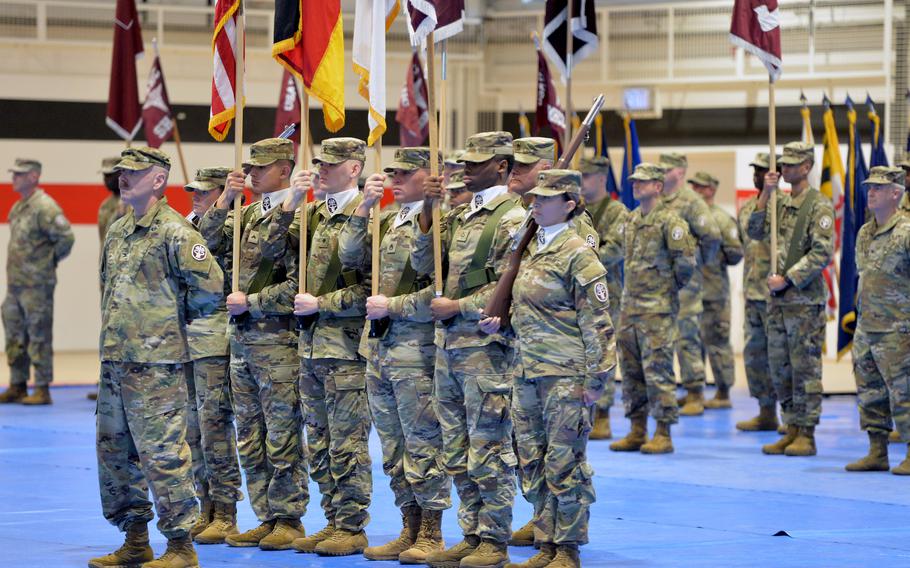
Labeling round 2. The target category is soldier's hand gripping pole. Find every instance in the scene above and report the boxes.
[229,0,248,330]
[297,91,314,332]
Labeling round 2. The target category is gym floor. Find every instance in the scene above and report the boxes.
[1,385,908,567]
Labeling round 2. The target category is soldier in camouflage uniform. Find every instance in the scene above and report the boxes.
[899,158,910,217]
[747,142,835,457]
[658,153,721,416]
[579,155,628,440]
[447,170,472,208]
[479,169,616,568]
[98,156,127,242]
[736,153,782,432]
[90,147,223,568]
[689,171,743,408]
[181,168,244,543]
[610,163,696,455]
[272,138,373,556]
[414,132,526,568]
[845,166,910,475]
[199,138,308,549]
[0,158,74,405]
[337,147,450,562]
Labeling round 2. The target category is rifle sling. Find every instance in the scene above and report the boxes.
[782,189,818,274]
[456,198,516,298]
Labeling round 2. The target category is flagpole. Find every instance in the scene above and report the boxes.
[427,33,443,297]
[564,0,574,151]
[231,0,245,294]
[439,39,448,161]
[768,78,778,273]
[299,88,310,296]
[371,141,381,299]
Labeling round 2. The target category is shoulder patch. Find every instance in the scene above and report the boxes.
[697,215,707,228]
[54,214,68,227]
[819,215,832,230]
[672,226,685,241]
[191,243,208,261]
[729,227,738,240]
[585,234,597,248]
[594,282,608,303]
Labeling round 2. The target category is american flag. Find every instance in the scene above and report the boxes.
[208,0,240,141]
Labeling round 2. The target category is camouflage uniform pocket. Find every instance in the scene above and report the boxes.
[269,364,298,384]
[473,375,512,435]
[474,373,511,394]
[334,372,366,391]
[166,481,196,504]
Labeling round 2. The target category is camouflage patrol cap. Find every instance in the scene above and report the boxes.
[659,152,688,170]
[446,170,466,190]
[445,150,465,166]
[513,137,556,165]
[628,162,665,182]
[114,147,171,172]
[8,158,42,174]
[527,169,582,197]
[687,171,719,188]
[778,141,815,165]
[244,138,295,168]
[99,157,121,175]
[185,166,231,192]
[383,147,442,172]
[313,137,367,165]
[863,166,906,188]
[458,131,514,163]
[579,155,611,175]
[749,152,782,170]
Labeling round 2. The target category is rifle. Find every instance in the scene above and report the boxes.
[482,94,605,328]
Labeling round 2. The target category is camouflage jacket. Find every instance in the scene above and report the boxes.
[660,186,721,316]
[512,227,616,389]
[7,189,74,288]
[856,212,910,333]
[747,187,835,306]
[100,198,224,363]
[586,196,628,318]
[97,194,125,242]
[702,204,744,303]
[621,205,696,317]
[901,192,910,216]
[738,195,773,302]
[411,188,526,349]
[183,212,231,359]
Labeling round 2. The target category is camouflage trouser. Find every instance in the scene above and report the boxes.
[701,299,735,390]
[675,311,707,391]
[766,303,825,427]
[619,313,679,424]
[183,364,207,501]
[743,299,776,407]
[96,361,197,539]
[512,373,595,546]
[366,357,451,511]
[853,327,910,439]
[594,288,621,412]
[231,341,308,521]
[300,357,372,532]
[435,344,516,544]
[191,356,243,504]
[2,285,54,386]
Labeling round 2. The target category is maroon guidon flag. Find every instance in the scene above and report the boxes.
[273,69,301,152]
[396,52,430,146]
[406,0,465,46]
[106,0,144,141]
[729,0,782,81]
[141,47,174,149]
[534,36,566,143]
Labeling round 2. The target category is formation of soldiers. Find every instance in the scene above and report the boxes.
[2,129,910,568]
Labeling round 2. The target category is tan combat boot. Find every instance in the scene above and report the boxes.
[224,520,275,547]
[892,444,910,475]
[609,416,648,452]
[784,426,817,457]
[546,544,580,568]
[460,539,509,568]
[889,431,903,443]
[292,521,335,553]
[427,534,481,568]
[259,517,305,550]
[315,528,369,556]
[845,432,890,472]
[509,519,535,547]
[363,505,420,560]
[189,496,213,539]
[678,389,704,416]
[762,425,799,455]
[736,405,779,432]
[504,543,556,568]
[195,501,239,544]
[703,386,732,409]
[87,523,154,568]
[0,384,27,404]
[143,535,199,568]
[589,408,612,440]
[21,386,52,405]
[400,508,445,564]
[640,422,673,454]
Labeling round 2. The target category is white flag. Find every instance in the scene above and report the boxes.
[353,0,400,146]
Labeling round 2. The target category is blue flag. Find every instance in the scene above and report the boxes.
[866,95,889,168]
[837,95,868,358]
[594,113,620,199]
[620,114,641,209]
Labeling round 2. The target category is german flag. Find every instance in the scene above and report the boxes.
[273,0,345,132]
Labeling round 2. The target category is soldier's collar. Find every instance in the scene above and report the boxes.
[259,187,290,217]
[873,211,902,236]
[787,186,816,207]
[324,187,359,218]
[393,200,423,229]
[533,222,569,254]
[465,185,508,219]
[134,197,168,229]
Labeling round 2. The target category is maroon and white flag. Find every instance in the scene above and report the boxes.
[106,0,144,140]
[534,39,566,143]
[729,0,782,81]
[273,69,301,152]
[406,0,464,46]
[396,52,430,146]
[141,48,174,149]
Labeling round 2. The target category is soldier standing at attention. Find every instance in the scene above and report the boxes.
[748,141,835,457]
[658,153,721,416]
[446,170,472,208]
[845,166,910,475]
[480,169,616,568]
[90,147,223,568]
[899,158,910,217]
[414,132,526,568]
[199,138,308,550]
[338,147,449,563]
[689,172,743,408]
[579,155,628,440]
[736,154,782,432]
[0,158,74,405]
[609,163,696,455]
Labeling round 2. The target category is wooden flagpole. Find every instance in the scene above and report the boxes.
[427,34,443,296]
[231,0,245,294]
[372,141,382,298]
[768,79,778,272]
[299,89,310,296]
[439,40,448,162]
